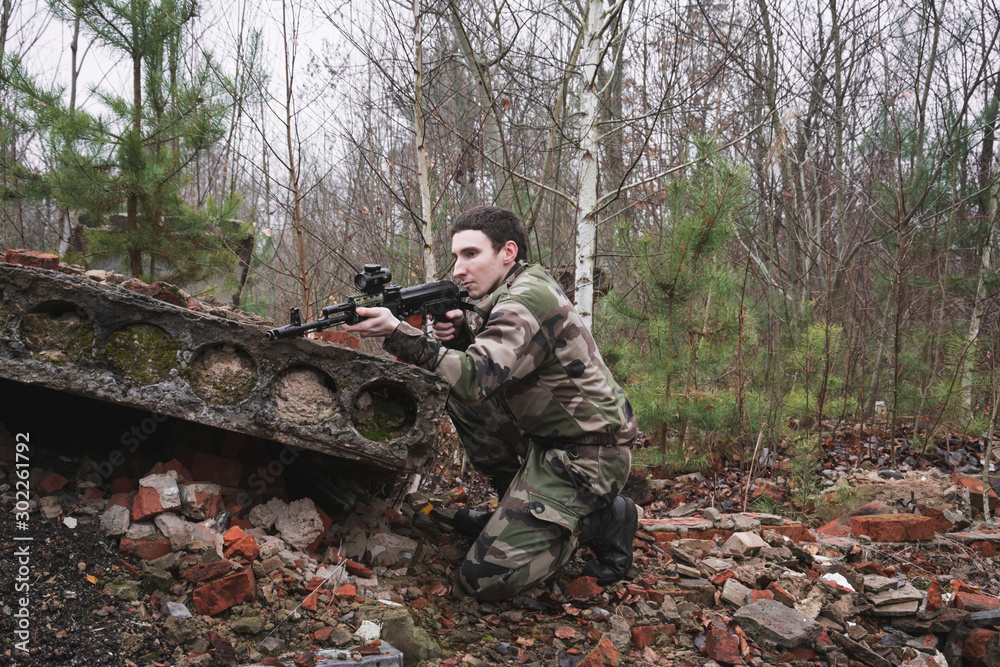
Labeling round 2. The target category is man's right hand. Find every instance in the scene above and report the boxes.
[430,309,466,342]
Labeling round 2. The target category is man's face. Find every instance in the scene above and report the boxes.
[451,230,516,299]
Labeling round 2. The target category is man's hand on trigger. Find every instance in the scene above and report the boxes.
[430,309,465,342]
[342,307,401,338]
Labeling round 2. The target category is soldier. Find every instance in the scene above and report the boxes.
[344,206,638,601]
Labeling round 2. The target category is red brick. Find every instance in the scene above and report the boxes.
[578,636,619,667]
[767,582,797,607]
[193,568,256,616]
[123,280,188,307]
[856,561,890,576]
[815,518,853,539]
[752,589,774,602]
[766,522,815,542]
[788,646,817,661]
[704,620,741,665]
[952,473,999,512]
[230,517,252,530]
[312,626,334,642]
[184,561,233,584]
[970,541,998,558]
[147,459,193,482]
[915,504,954,535]
[81,487,105,503]
[37,472,69,495]
[301,590,319,611]
[565,576,604,598]
[313,329,361,349]
[710,570,737,585]
[293,653,317,667]
[224,535,260,562]
[630,624,675,650]
[191,451,243,488]
[109,478,139,494]
[131,487,167,521]
[180,483,222,521]
[344,559,373,578]
[962,628,1000,667]
[953,579,981,594]
[849,514,936,542]
[306,507,333,554]
[926,579,943,613]
[223,525,245,547]
[4,249,58,270]
[108,492,132,508]
[954,591,1000,612]
[120,537,172,561]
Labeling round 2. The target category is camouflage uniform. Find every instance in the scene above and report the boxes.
[384,261,637,600]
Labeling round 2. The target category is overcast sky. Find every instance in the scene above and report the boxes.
[8,0,341,114]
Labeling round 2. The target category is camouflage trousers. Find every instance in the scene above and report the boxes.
[447,397,632,601]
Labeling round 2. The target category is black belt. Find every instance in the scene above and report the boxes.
[533,433,629,448]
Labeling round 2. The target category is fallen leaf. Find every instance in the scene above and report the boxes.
[87,574,98,585]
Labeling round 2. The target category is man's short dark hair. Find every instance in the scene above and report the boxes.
[451,206,529,262]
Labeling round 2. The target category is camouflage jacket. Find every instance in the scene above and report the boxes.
[383,262,637,445]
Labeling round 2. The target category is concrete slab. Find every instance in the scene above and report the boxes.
[0,262,448,471]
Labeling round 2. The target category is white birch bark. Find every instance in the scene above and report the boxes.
[573,0,607,329]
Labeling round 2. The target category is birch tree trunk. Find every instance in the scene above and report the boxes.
[573,0,609,329]
[413,0,435,280]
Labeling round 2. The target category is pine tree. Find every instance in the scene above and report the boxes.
[29,0,246,285]
[601,139,750,453]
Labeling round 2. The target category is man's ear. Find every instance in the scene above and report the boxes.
[502,240,519,264]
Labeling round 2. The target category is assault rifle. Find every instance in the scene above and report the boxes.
[264,264,472,341]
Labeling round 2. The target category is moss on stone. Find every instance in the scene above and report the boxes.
[184,344,257,405]
[103,578,141,601]
[187,365,257,404]
[19,312,95,365]
[353,388,413,442]
[104,324,180,385]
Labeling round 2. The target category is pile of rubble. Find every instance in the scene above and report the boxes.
[6,432,1000,666]
[12,447,451,667]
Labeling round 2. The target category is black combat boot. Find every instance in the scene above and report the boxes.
[454,508,493,537]
[453,475,513,538]
[578,496,638,585]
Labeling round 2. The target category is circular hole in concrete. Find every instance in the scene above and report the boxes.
[103,323,180,385]
[19,299,95,365]
[186,343,258,405]
[351,381,417,442]
[272,366,337,425]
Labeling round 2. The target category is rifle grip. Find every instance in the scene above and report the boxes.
[405,313,424,328]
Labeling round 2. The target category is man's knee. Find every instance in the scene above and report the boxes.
[459,558,515,601]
